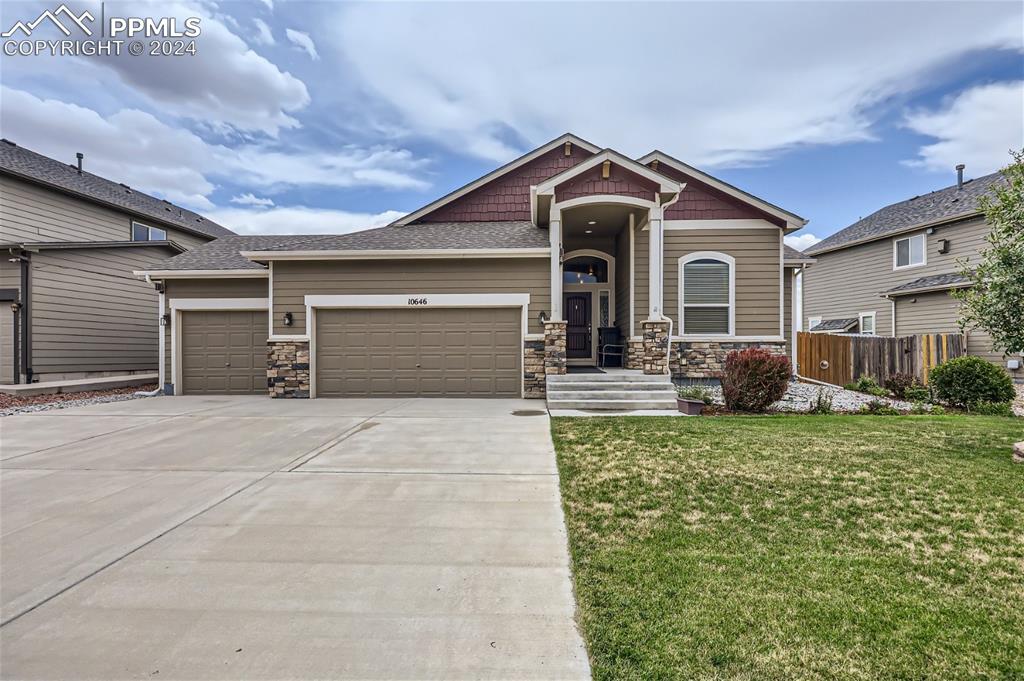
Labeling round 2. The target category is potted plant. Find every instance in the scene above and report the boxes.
[676,385,712,415]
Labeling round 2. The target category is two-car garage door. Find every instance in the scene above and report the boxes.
[315,307,521,397]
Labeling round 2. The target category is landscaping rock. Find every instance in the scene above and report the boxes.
[1014,442,1024,464]
[694,380,918,413]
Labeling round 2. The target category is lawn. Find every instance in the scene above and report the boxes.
[552,415,1024,680]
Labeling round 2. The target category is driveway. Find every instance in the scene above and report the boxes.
[0,396,590,680]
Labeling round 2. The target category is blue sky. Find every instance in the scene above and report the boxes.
[1,0,1022,249]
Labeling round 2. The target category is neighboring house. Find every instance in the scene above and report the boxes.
[0,140,234,384]
[136,133,810,399]
[802,167,1019,377]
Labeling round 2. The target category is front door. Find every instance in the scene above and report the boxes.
[564,292,591,360]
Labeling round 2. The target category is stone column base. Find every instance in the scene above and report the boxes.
[624,339,643,370]
[524,339,545,398]
[267,340,310,398]
[544,321,567,377]
[641,321,671,375]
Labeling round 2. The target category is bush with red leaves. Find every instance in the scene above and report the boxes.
[722,347,791,413]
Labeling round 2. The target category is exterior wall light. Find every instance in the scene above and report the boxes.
[538,311,548,325]
[283,312,294,327]
[160,312,170,326]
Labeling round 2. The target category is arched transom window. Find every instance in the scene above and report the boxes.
[679,252,734,335]
[563,255,609,284]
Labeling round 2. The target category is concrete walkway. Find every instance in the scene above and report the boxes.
[0,396,590,680]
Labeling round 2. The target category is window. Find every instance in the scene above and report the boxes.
[132,221,167,242]
[858,312,876,335]
[894,234,925,269]
[808,316,822,332]
[680,253,734,335]
[563,256,608,284]
[599,290,610,327]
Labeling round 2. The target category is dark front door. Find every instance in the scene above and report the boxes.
[564,293,591,360]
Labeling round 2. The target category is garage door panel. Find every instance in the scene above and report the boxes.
[181,310,265,395]
[315,307,520,398]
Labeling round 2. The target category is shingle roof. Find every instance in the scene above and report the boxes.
[0,139,234,240]
[805,171,1005,255]
[783,244,814,262]
[253,221,549,252]
[883,272,971,296]
[810,318,858,332]
[147,235,315,271]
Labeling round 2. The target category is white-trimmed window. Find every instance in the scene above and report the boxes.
[894,233,925,269]
[132,221,167,242]
[808,316,822,332]
[679,252,734,335]
[859,312,876,335]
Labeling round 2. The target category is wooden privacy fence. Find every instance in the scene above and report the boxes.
[797,332,966,386]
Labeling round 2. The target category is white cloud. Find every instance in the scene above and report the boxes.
[230,193,275,208]
[0,87,429,209]
[285,28,319,61]
[205,206,404,235]
[259,0,273,10]
[903,80,1024,175]
[785,233,822,252]
[333,2,1022,165]
[252,18,274,46]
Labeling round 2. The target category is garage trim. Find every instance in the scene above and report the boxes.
[169,297,268,395]
[304,293,530,398]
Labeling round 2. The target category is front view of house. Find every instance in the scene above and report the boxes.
[137,134,811,399]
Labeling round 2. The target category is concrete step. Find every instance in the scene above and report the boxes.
[547,398,677,411]
[546,390,676,401]
[546,381,675,393]
[547,373,670,384]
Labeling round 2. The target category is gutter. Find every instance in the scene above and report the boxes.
[238,247,551,261]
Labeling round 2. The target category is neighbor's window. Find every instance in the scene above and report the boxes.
[859,312,876,335]
[132,221,167,242]
[894,234,925,269]
[563,256,608,284]
[808,316,822,332]
[681,255,733,335]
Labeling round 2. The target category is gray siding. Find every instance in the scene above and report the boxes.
[28,247,173,378]
[633,228,649,334]
[614,227,630,337]
[663,228,783,337]
[0,300,13,383]
[895,290,1012,369]
[0,175,207,249]
[162,277,270,384]
[804,216,991,336]
[272,259,550,336]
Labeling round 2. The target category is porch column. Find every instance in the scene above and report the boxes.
[647,205,663,319]
[550,208,562,321]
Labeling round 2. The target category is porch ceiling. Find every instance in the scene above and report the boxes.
[561,203,640,238]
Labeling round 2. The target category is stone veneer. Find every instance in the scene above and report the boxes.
[624,339,643,370]
[544,321,567,377]
[267,340,310,398]
[670,341,788,380]
[641,321,671,375]
[523,339,546,398]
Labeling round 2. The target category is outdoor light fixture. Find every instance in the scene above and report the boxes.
[283,312,294,327]
[538,311,548,325]
[585,229,593,234]
[160,312,170,326]
[587,220,597,225]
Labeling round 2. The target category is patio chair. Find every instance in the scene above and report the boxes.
[598,327,625,368]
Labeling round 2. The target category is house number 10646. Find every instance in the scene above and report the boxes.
[407,298,428,305]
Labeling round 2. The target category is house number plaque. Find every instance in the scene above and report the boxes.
[407,298,428,306]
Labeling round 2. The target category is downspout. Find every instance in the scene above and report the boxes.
[19,251,31,383]
[136,275,165,397]
[656,191,682,374]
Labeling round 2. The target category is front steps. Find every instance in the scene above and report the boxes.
[546,372,677,411]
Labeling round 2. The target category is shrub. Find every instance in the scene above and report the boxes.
[809,388,834,415]
[677,385,713,405]
[849,375,888,397]
[929,356,1015,408]
[967,401,1015,417]
[722,348,791,413]
[910,402,929,415]
[930,404,947,415]
[884,372,916,399]
[860,399,901,415]
[903,384,931,402]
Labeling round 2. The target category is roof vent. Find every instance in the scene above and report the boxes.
[1,138,16,147]
[75,152,83,174]
[119,182,132,193]
[956,163,965,190]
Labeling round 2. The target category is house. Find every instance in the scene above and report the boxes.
[136,133,810,399]
[802,166,1019,377]
[0,140,234,385]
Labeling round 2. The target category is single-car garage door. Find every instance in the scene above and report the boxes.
[316,307,521,397]
[181,310,265,394]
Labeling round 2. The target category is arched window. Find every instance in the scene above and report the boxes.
[563,255,609,284]
[679,252,734,335]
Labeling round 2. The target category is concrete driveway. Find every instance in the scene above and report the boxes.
[0,396,590,680]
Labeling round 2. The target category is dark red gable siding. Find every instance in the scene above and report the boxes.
[652,163,784,227]
[418,145,594,222]
[555,162,658,203]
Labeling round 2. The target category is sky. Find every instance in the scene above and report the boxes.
[1,0,1022,251]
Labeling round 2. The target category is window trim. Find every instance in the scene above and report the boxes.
[132,221,167,242]
[858,311,876,335]
[893,232,926,270]
[678,251,735,337]
[807,316,822,332]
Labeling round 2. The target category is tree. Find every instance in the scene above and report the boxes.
[952,150,1024,355]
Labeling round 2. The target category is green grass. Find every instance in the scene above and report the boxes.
[552,415,1024,680]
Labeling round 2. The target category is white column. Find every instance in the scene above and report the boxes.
[647,206,663,319]
[550,210,562,321]
[158,288,165,389]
